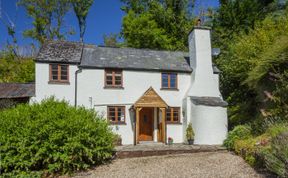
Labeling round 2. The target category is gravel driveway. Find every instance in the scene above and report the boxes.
[74,152,265,178]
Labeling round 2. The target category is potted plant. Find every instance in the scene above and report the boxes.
[168,137,173,145]
[186,123,195,145]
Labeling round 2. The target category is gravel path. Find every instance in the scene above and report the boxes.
[73,152,265,178]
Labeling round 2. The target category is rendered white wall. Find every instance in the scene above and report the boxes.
[186,27,228,145]
[76,69,190,107]
[167,125,183,143]
[94,105,135,145]
[188,29,221,97]
[34,63,77,105]
[190,102,228,145]
[76,69,190,145]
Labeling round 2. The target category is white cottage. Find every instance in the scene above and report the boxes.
[34,27,228,145]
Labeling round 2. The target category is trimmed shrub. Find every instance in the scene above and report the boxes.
[224,125,252,150]
[260,131,288,178]
[0,98,115,177]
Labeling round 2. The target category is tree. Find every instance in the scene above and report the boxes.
[212,0,277,49]
[216,7,288,128]
[103,33,119,47]
[0,51,35,83]
[19,0,73,44]
[72,0,94,42]
[121,0,196,51]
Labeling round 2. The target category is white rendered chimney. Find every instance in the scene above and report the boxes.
[188,27,221,97]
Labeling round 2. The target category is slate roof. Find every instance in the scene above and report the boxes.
[36,40,83,63]
[80,45,192,73]
[35,40,222,73]
[0,83,35,99]
[191,97,228,107]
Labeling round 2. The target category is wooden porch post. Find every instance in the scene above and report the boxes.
[135,107,142,145]
[160,107,166,144]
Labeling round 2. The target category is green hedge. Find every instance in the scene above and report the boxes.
[223,125,252,150]
[0,98,115,177]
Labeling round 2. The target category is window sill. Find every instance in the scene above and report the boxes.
[160,88,179,91]
[166,122,182,125]
[104,86,124,90]
[109,122,127,125]
[48,81,70,85]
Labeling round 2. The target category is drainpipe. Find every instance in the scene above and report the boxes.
[75,43,84,107]
[74,68,82,107]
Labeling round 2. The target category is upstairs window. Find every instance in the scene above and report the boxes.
[105,69,123,88]
[166,107,180,123]
[49,64,69,83]
[108,106,125,124]
[161,73,177,89]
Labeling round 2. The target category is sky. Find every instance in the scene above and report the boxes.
[0,0,219,50]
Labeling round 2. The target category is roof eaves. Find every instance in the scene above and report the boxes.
[78,65,192,73]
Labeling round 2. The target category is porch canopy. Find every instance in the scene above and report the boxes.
[133,87,168,145]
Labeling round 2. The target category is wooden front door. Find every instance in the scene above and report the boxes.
[139,108,154,141]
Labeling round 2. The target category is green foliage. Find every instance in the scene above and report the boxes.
[217,7,288,127]
[186,123,195,140]
[0,52,35,83]
[223,125,252,150]
[234,138,258,166]
[103,33,120,47]
[121,0,195,51]
[0,98,115,177]
[0,99,17,110]
[72,0,94,42]
[234,134,270,167]
[266,123,288,137]
[260,131,288,178]
[213,0,265,48]
[18,0,73,44]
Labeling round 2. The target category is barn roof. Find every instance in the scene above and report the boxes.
[0,83,35,99]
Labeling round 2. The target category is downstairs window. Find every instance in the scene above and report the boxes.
[107,106,125,124]
[166,107,180,123]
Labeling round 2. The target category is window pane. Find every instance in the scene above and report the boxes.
[170,79,176,88]
[162,73,169,88]
[115,71,122,75]
[51,64,58,71]
[173,110,179,122]
[115,76,122,86]
[117,107,125,122]
[52,72,58,80]
[170,74,177,88]
[166,108,171,121]
[110,116,116,121]
[51,65,58,81]
[106,75,113,86]
[108,107,115,122]
[60,65,68,81]
[61,75,68,81]
[106,71,112,75]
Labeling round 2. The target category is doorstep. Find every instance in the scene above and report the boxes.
[115,143,227,159]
